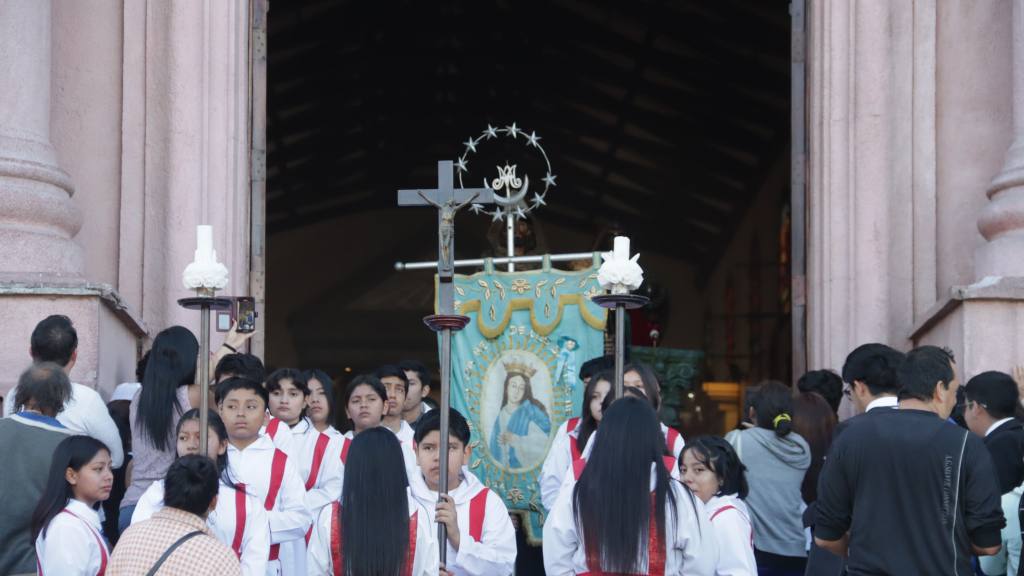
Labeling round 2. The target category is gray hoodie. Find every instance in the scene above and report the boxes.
[726,427,811,558]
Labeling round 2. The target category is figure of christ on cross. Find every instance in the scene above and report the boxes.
[397,160,494,567]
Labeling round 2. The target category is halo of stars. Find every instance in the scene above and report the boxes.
[456,123,557,222]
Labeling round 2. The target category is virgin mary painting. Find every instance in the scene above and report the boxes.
[489,362,552,470]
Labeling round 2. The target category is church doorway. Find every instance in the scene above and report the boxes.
[264,0,795,438]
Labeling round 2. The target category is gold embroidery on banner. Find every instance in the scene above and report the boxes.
[478,279,491,300]
[493,280,506,300]
[511,278,531,294]
[534,279,548,298]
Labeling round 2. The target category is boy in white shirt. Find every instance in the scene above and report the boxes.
[410,408,517,576]
[217,377,312,576]
[375,365,420,477]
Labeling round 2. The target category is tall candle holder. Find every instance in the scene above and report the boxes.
[593,236,649,398]
[179,226,231,456]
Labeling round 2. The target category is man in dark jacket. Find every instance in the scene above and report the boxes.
[964,370,1024,494]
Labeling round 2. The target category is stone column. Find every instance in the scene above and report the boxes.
[0,0,83,280]
[978,0,1024,278]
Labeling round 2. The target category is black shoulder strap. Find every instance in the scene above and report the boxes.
[145,530,204,576]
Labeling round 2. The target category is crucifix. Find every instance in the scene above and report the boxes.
[397,160,494,566]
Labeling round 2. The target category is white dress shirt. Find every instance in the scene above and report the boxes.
[306,490,439,576]
[35,498,108,576]
[986,417,1016,437]
[4,381,124,468]
[865,396,898,412]
[132,479,271,576]
[409,466,517,575]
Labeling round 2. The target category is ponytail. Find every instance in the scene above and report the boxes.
[772,413,793,436]
[752,381,795,437]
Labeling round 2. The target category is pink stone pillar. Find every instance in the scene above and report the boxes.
[0,0,83,280]
[978,0,1024,278]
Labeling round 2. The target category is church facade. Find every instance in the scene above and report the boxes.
[0,0,1021,399]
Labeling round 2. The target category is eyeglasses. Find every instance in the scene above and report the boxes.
[842,386,853,399]
[965,400,987,411]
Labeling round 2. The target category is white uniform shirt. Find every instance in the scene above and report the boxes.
[409,466,517,575]
[306,490,439,576]
[270,418,343,516]
[228,435,312,576]
[540,419,584,511]
[132,479,271,576]
[705,494,756,576]
[543,471,717,576]
[391,420,421,481]
[35,498,108,576]
[4,381,124,468]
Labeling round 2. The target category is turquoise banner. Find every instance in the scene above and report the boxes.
[440,255,606,543]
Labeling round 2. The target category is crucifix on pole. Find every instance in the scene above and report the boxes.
[397,160,494,566]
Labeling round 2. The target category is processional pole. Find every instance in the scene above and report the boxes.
[397,161,495,566]
[591,236,649,398]
[179,225,232,456]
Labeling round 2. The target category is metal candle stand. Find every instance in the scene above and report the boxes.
[178,289,233,456]
[422,313,471,567]
[591,293,650,398]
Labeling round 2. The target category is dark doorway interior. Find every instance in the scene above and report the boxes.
[266,0,793,432]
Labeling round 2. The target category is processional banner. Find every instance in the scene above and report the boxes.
[441,255,606,543]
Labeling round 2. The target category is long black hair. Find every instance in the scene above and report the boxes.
[340,427,411,575]
[175,409,237,489]
[577,369,615,450]
[573,396,679,573]
[624,362,663,410]
[31,436,110,541]
[135,326,198,451]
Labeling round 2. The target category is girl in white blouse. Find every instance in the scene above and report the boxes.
[33,435,113,576]
[543,396,717,576]
[681,436,757,576]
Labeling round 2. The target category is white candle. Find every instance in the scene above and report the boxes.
[196,225,213,261]
[614,236,630,259]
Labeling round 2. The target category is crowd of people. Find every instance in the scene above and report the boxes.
[0,313,1022,575]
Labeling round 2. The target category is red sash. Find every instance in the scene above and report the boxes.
[266,417,281,440]
[664,427,681,456]
[468,488,489,542]
[567,417,582,460]
[330,502,418,576]
[306,433,331,490]
[38,509,108,576]
[265,449,288,561]
[581,494,665,576]
[302,434,330,545]
[231,484,247,558]
[340,437,351,465]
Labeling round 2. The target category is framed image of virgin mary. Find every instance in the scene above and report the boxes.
[483,354,553,471]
